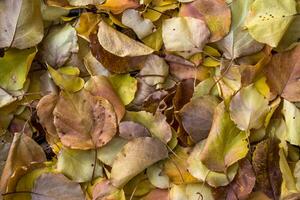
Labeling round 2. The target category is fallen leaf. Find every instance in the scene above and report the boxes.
[97,21,153,57]
[119,121,150,140]
[265,44,300,102]
[245,0,297,47]
[111,137,168,187]
[97,0,140,14]
[32,173,85,200]
[53,90,117,149]
[179,0,231,42]
[200,102,248,172]
[162,17,210,52]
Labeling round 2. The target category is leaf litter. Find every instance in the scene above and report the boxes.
[0,0,300,199]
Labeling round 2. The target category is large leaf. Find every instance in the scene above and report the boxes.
[124,111,172,143]
[162,17,210,52]
[57,148,103,182]
[32,173,85,200]
[252,138,282,200]
[53,90,117,150]
[230,84,269,131]
[111,137,168,187]
[179,0,231,42]
[282,100,300,146]
[0,133,46,193]
[265,44,300,102]
[245,0,297,47]
[41,24,78,67]
[0,0,43,49]
[97,21,153,57]
[200,102,248,172]
[0,48,37,91]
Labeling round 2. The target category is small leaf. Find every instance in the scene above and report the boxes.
[47,65,84,93]
[96,0,140,14]
[75,12,101,41]
[282,100,300,146]
[111,137,168,187]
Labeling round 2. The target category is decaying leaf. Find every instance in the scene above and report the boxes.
[53,90,117,149]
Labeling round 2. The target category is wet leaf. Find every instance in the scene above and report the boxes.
[110,137,168,187]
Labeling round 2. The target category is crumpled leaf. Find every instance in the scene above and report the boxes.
[47,65,84,92]
[0,133,46,193]
[282,100,300,146]
[140,54,169,86]
[85,75,125,122]
[0,0,44,49]
[122,9,155,39]
[36,94,59,145]
[162,17,210,52]
[265,44,300,102]
[187,140,239,187]
[41,24,78,67]
[96,0,140,14]
[0,48,37,91]
[57,147,103,182]
[53,90,117,149]
[32,173,85,200]
[108,74,137,105]
[245,0,297,47]
[230,84,269,131]
[179,0,231,42]
[200,102,248,172]
[110,137,168,187]
[216,0,264,59]
[252,138,282,200]
[147,163,170,189]
[97,21,153,57]
[179,95,218,143]
[124,111,172,143]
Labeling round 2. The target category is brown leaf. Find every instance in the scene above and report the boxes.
[53,90,117,150]
[252,138,282,200]
[36,94,59,145]
[0,133,46,193]
[85,75,125,123]
[179,0,231,42]
[143,189,169,200]
[90,33,148,73]
[265,44,300,102]
[119,121,150,140]
[214,159,256,200]
[179,96,218,143]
